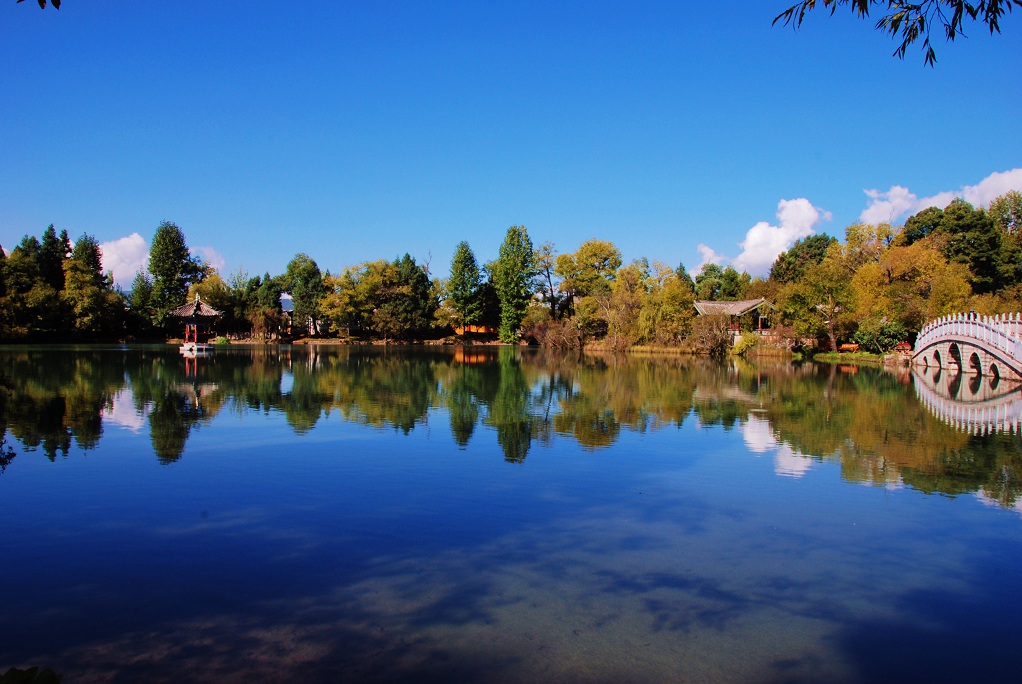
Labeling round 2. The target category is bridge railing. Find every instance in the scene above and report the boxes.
[915,312,1022,361]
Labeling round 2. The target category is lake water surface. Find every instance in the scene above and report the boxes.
[1,345,1021,683]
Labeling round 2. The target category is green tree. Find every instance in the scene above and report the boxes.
[639,262,695,345]
[39,225,71,292]
[774,0,1022,65]
[448,241,482,329]
[0,243,6,298]
[695,263,724,300]
[375,254,436,339]
[937,198,1001,294]
[989,191,1022,286]
[129,269,152,311]
[719,265,751,300]
[600,259,648,350]
[126,269,154,338]
[901,206,944,246]
[0,244,8,337]
[320,256,436,340]
[675,262,696,292]
[149,221,201,329]
[555,239,622,307]
[493,225,536,343]
[248,273,285,340]
[806,248,855,349]
[770,234,837,283]
[255,273,284,310]
[841,221,895,270]
[989,190,1022,235]
[62,233,122,337]
[777,244,854,349]
[283,253,325,336]
[853,318,908,353]
[2,236,59,338]
[187,272,232,313]
[320,260,393,336]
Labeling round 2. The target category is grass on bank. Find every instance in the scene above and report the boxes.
[810,350,885,365]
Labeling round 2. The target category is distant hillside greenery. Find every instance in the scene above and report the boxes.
[2,191,1020,352]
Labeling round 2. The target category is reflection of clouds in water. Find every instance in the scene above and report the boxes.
[42,490,971,683]
[741,414,776,453]
[976,490,1022,516]
[47,509,854,682]
[773,443,813,479]
[101,389,148,433]
[740,415,813,478]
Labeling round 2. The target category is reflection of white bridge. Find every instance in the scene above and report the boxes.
[913,365,1022,434]
[913,312,1022,381]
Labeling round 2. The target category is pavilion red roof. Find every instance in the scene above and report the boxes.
[169,295,223,318]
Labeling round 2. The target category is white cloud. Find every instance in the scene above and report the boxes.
[696,243,727,270]
[861,168,1022,224]
[731,198,830,277]
[860,185,917,224]
[960,168,1022,206]
[912,190,958,213]
[194,246,226,273]
[99,233,149,289]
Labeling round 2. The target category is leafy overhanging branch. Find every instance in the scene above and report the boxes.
[18,0,61,8]
[774,0,1022,65]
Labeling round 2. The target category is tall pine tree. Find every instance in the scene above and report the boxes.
[448,241,481,330]
[493,226,536,343]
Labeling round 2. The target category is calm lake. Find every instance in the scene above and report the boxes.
[1,345,1021,683]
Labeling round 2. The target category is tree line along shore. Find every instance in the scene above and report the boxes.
[1,191,1020,355]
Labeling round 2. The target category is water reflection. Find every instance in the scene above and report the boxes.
[912,364,1022,435]
[4,347,1022,682]
[1,346,1021,508]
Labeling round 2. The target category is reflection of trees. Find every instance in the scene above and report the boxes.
[443,365,483,447]
[282,360,325,434]
[484,348,537,462]
[759,364,1022,504]
[125,349,234,463]
[553,357,621,449]
[3,347,1022,508]
[318,350,442,434]
[899,433,1022,506]
[147,391,194,464]
[1,350,124,459]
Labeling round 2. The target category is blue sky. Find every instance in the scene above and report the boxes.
[2,1,1020,287]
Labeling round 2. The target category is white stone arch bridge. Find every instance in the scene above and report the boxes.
[913,312,1022,382]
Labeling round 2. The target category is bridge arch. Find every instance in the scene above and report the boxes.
[913,312,1022,382]
[969,352,983,375]
[949,342,963,371]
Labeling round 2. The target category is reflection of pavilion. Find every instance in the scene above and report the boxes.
[912,365,1022,434]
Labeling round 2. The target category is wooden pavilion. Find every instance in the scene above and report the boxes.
[693,297,773,337]
[169,294,223,349]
